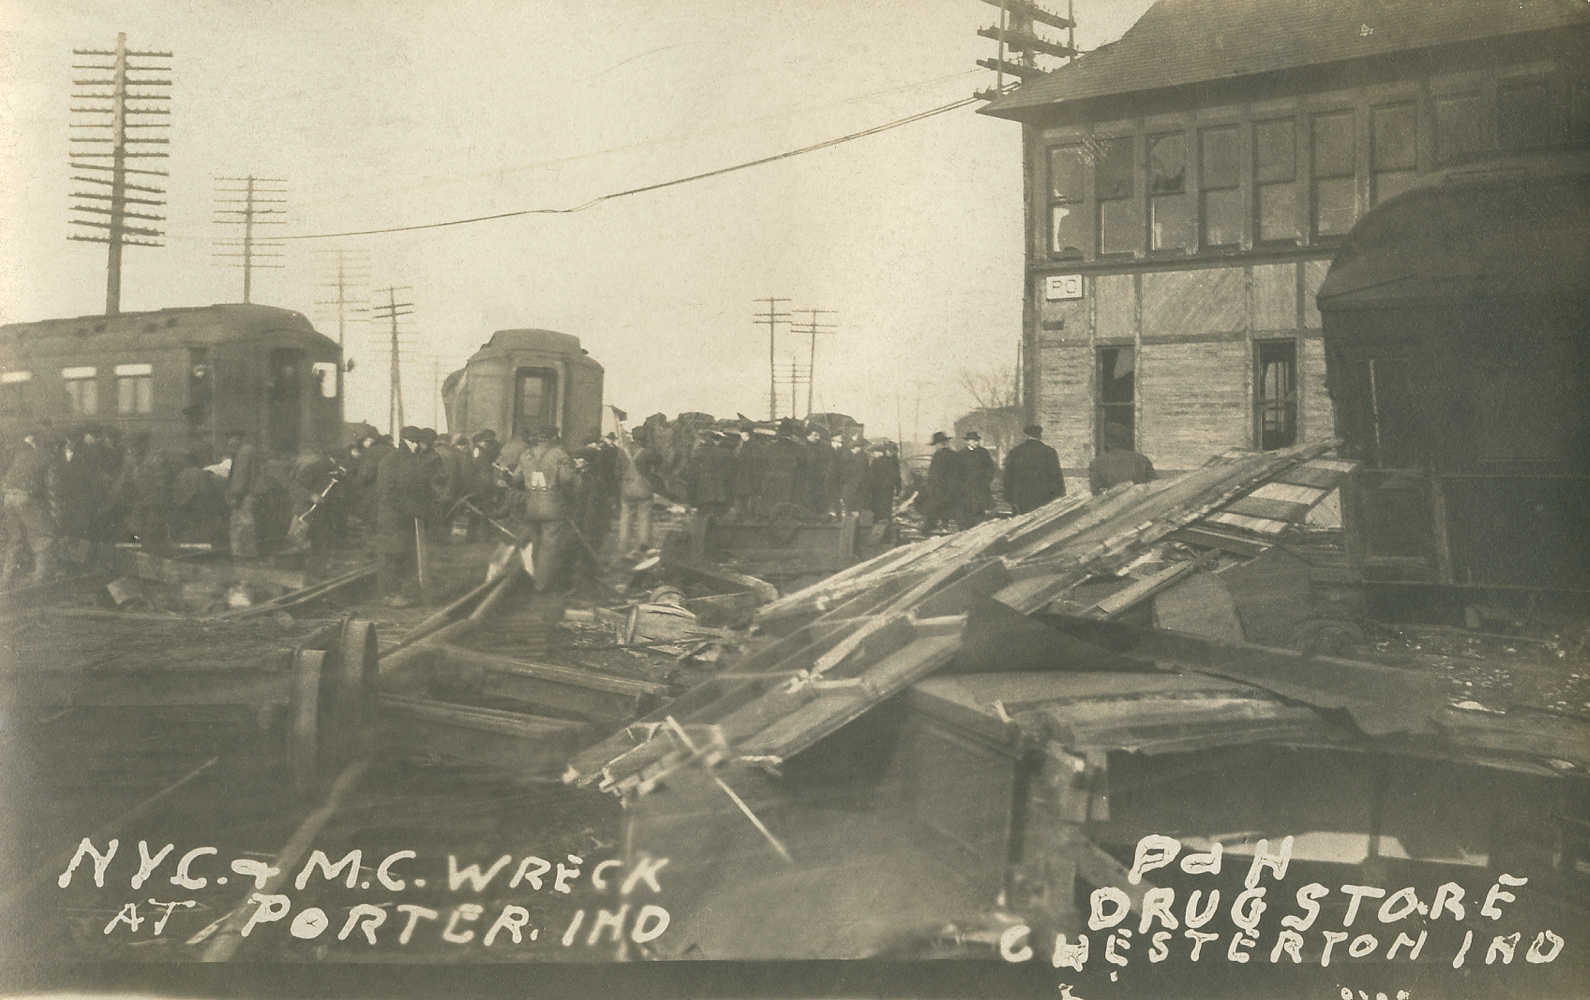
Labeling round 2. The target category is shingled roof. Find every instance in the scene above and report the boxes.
[981,0,1590,120]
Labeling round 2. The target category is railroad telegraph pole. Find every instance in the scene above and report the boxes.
[314,248,370,399]
[791,308,836,419]
[974,0,1075,101]
[774,358,811,420]
[213,175,287,302]
[68,32,171,315]
[372,287,414,436]
[753,297,791,421]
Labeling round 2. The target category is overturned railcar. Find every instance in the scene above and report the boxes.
[0,303,343,456]
[1317,156,1590,604]
[441,329,603,446]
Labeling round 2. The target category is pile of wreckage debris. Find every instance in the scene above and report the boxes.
[549,440,1590,960]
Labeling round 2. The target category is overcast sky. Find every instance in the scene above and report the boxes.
[1,0,1154,438]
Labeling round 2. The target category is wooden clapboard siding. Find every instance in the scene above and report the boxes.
[1301,335,1334,442]
[1141,267,1246,339]
[1094,273,1135,340]
[1303,259,1330,330]
[1139,339,1248,465]
[1038,343,1094,469]
[1252,262,1299,330]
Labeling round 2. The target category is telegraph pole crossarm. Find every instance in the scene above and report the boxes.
[753,296,792,421]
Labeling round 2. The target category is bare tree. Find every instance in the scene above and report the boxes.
[955,365,1023,457]
[958,366,1018,411]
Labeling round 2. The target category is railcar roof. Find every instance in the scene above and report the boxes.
[1317,158,1590,312]
[465,328,601,369]
[0,303,337,353]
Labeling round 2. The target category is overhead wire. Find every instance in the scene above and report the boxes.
[282,92,982,241]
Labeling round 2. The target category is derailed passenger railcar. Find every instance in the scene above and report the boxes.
[1317,155,1590,602]
[441,328,603,446]
[0,303,342,456]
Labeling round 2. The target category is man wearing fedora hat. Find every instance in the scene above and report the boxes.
[959,430,996,525]
[921,430,959,533]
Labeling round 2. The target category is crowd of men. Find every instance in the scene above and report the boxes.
[677,417,903,526]
[2,414,1154,599]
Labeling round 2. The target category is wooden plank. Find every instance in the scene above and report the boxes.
[1167,525,1270,556]
[431,646,666,722]
[1086,560,1200,618]
[1204,511,1291,535]
[734,633,964,760]
[1042,615,1443,738]
[1275,462,1355,490]
[1222,495,1315,522]
[1246,481,1328,506]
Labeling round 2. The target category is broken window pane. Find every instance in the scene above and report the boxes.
[1095,137,1133,200]
[1148,133,1185,194]
[1050,203,1084,257]
[1048,144,1087,201]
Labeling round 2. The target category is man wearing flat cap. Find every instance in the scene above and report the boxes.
[1003,423,1065,514]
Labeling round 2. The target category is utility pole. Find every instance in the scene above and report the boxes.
[791,308,836,419]
[313,247,370,399]
[774,357,811,420]
[752,297,791,421]
[371,286,414,436]
[213,175,286,302]
[974,0,1076,101]
[68,31,171,315]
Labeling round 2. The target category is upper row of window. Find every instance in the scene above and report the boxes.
[1046,77,1587,258]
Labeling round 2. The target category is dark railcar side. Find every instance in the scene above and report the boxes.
[0,303,343,457]
[1317,155,1590,596]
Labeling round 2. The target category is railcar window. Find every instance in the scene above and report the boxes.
[1096,347,1136,451]
[1255,341,1298,450]
[1047,143,1087,258]
[1148,132,1192,252]
[1497,78,1554,151]
[312,362,338,399]
[1255,119,1300,244]
[1311,111,1356,238]
[1199,125,1242,248]
[1434,91,1488,163]
[0,370,32,417]
[1371,103,1418,206]
[1095,137,1137,256]
[62,366,98,416]
[114,362,153,415]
